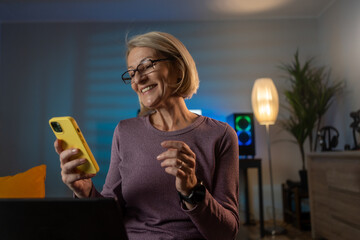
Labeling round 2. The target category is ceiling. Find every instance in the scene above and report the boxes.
[0,0,336,22]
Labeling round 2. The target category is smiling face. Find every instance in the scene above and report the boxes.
[127,47,178,110]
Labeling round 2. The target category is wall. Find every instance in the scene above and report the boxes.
[0,20,319,220]
[0,23,79,196]
[318,0,360,149]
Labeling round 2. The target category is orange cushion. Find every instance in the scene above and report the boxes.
[0,165,46,198]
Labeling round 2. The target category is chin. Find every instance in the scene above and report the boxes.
[141,99,161,109]
[140,101,156,110]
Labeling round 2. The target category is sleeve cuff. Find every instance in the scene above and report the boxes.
[180,189,209,215]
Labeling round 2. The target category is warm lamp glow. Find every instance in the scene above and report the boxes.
[251,78,285,235]
[251,78,279,125]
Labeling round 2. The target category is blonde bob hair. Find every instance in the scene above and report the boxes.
[126,32,199,114]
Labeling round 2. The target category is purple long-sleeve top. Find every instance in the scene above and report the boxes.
[91,115,240,239]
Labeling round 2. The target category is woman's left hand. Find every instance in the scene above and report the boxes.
[157,140,198,197]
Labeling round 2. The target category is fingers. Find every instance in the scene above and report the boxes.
[59,150,89,183]
[157,151,195,178]
[54,139,83,169]
[160,140,196,159]
[157,140,196,178]
[54,139,63,154]
[62,171,96,185]
[163,164,187,178]
[157,150,195,168]
[61,158,87,174]
[60,158,95,185]
[162,159,191,174]
[158,140,198,195]
[158,141,196,168]
[59,148,81,165]
[54,139,95,196]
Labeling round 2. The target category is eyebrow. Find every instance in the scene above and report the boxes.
[127,56,154,69]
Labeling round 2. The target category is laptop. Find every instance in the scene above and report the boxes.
[0,198,128,240]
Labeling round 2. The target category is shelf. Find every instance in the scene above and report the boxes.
[282,182,311,231]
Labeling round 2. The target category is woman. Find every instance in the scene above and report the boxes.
[55,31,239,240]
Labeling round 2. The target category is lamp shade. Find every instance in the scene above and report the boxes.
[251,78,279,125]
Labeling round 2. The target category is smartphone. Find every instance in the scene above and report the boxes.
[49,116,99,174]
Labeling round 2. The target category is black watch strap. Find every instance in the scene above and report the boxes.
[178,181,206,205]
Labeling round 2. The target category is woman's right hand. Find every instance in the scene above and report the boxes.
[54,139,96,198]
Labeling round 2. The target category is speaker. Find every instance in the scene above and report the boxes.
[227,113,255,157]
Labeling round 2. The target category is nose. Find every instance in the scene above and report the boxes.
[132,71,147,85]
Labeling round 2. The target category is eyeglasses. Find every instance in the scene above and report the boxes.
[121,58,171,84]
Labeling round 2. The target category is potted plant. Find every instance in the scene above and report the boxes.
[279,50,343,187]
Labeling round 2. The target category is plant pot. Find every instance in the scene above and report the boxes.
[299,170,308,190]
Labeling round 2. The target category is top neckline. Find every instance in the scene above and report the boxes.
[144,114,206,136]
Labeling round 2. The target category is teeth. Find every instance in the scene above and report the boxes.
[142,85,155,93]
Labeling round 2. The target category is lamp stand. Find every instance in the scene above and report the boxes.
[264,124,286,236]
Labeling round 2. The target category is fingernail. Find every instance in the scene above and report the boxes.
[156,155,161,160]
[72,149,78,153]
[80,159,87,163]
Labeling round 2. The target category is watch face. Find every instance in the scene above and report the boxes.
[192,184,206,203]
[178,182,206,204]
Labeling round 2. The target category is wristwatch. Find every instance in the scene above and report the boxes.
[178,181,206,205]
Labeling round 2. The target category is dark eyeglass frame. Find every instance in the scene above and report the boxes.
[121,58,171,84]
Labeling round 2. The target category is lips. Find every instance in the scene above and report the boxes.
[141,84,157,93]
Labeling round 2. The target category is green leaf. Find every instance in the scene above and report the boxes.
[279,50,344,169]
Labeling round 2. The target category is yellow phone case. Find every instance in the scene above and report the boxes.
[49,116,99,174]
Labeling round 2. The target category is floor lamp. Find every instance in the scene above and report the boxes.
[251,78,285,235]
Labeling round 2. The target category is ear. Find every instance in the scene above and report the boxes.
[176,67,184,83]
[169,59,184,83]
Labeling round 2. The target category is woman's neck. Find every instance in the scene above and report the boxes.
[149,98,198,131]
